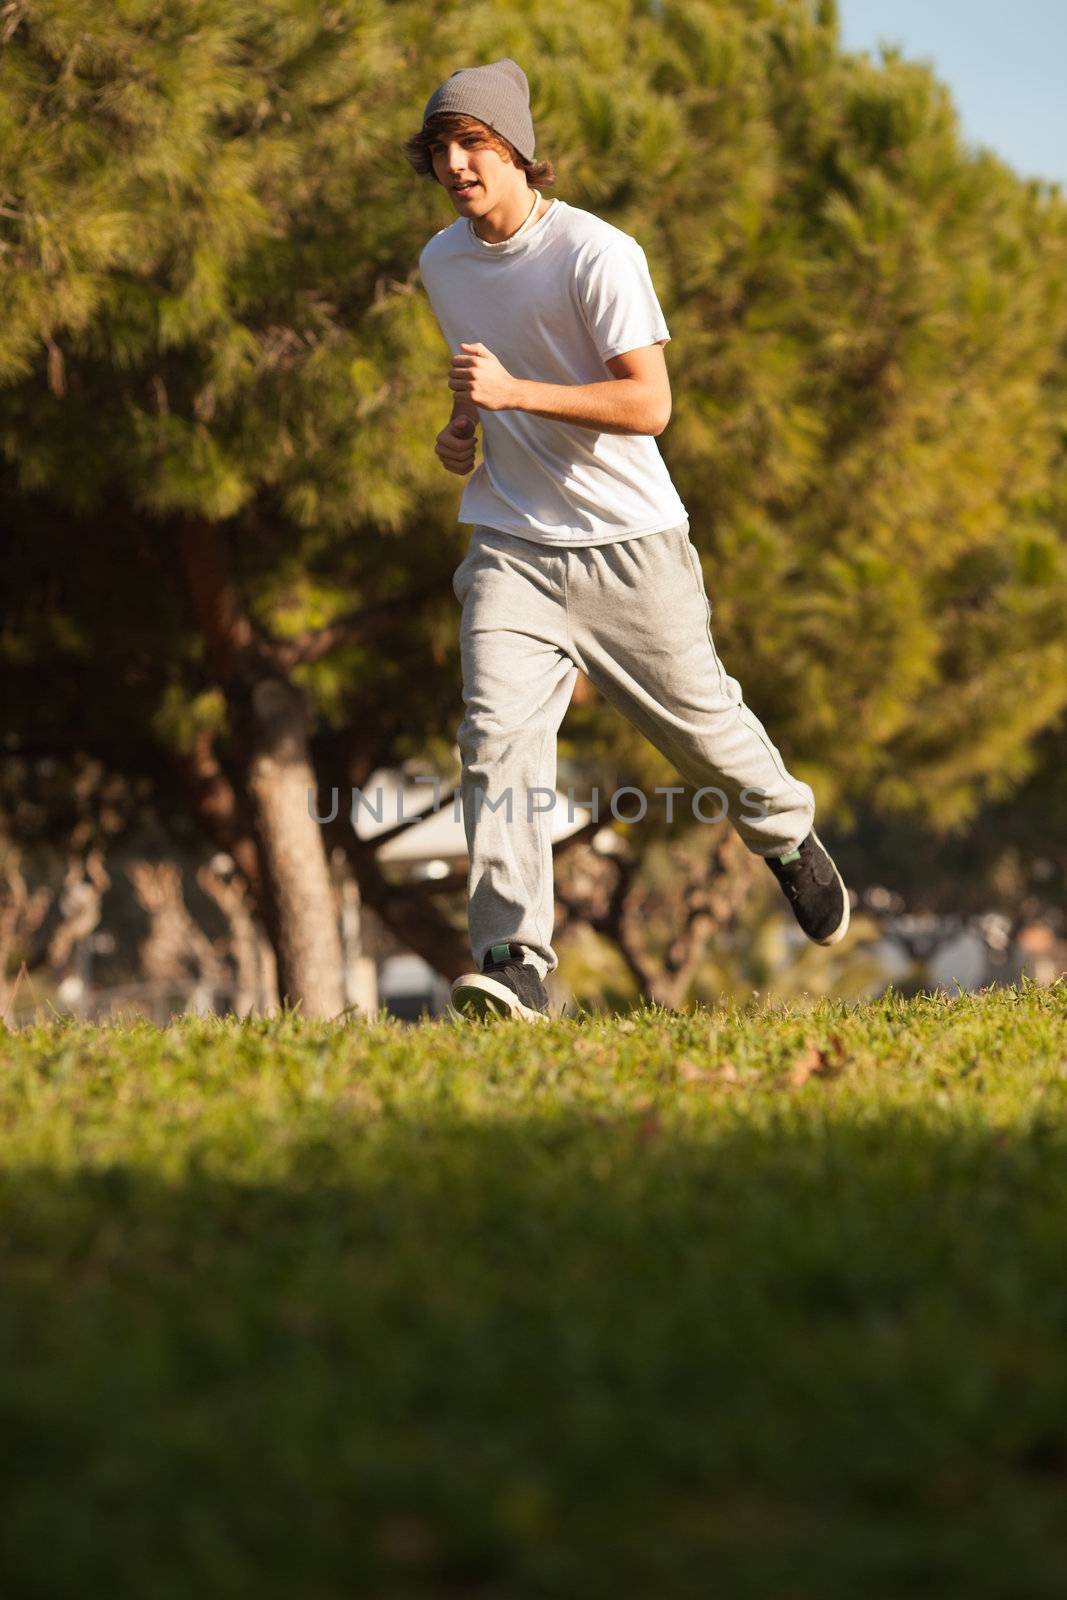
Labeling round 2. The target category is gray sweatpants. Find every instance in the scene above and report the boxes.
[452,520,816,981]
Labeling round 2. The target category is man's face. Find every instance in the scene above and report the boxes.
[428,122,518,214]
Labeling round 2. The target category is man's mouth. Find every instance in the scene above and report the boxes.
[452,181,480,196]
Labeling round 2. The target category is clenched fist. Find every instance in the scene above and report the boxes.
[448,342,520,411]
[435,413,478,476]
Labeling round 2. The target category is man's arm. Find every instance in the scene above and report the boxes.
[514,344,672,437]
[448,341,672,437]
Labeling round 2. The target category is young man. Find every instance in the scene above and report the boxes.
[403,59,849,1023]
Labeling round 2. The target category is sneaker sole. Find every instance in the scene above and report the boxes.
[810,829,851,946]
[448,973,550,1023]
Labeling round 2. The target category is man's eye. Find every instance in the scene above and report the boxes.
[429,137,479,153]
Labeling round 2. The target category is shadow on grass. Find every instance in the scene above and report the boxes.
[3,1113,1067,1599]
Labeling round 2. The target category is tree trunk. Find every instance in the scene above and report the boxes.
[236,672,343,1016]
[196,858,271,1017]
[178,517,344,1018]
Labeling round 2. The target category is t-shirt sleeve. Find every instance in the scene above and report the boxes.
[577,240,671,364]
[417,246,450,345]
[418,243,436,303]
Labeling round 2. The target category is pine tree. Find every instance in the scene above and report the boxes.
[1,1,479,1009]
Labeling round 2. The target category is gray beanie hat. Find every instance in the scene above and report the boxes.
[422,58,535,162]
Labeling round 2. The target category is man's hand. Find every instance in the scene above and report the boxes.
[435,412,478,476]
[448,342,520,411]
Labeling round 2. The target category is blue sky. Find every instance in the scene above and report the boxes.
[837,0,1067,188]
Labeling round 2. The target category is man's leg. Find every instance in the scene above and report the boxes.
[563,521,816,855]
[453,527,577,981]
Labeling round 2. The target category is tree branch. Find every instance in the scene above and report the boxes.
[273,574,456,671]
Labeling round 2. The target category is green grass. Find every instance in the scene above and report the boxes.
[2,981,1067,1598]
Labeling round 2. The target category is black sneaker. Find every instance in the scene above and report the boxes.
[448,941,551,1022]
[766,830,850,945]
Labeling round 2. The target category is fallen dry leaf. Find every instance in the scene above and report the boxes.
[790,1043,822,1087]
[790,1036,848,1088]
[826,1033,848,1069]
[676,1056,711,1083]
[677,1056,740,1088]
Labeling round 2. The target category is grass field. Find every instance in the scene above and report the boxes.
[2,981,1067,1598]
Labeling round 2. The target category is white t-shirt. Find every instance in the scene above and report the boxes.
[418,198,689,548]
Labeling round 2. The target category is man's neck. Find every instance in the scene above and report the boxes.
[471,187,544,245]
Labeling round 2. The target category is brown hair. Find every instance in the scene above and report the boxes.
[402,111,556,190]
